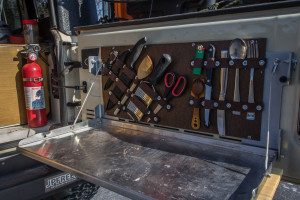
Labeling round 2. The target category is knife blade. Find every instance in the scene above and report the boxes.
[217,50,229,136]
[106,37,147,110]
[204,44,216,128]
[104,49,131,90]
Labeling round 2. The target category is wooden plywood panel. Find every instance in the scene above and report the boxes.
[0,46,26,126]
[0,45,50,127]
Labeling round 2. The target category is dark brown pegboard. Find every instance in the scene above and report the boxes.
[101,38,266,141]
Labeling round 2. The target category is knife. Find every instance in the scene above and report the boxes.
[106,37,147,110]
[217,50,229,136]
[104,49,131,90]
[102,51,118,75]
[204,44,216,128]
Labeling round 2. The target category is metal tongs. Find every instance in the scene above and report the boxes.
[246,40,259,120]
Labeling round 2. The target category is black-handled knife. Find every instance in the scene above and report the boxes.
[204,44,216,128]
[104,49,131,90]
[148,54,172,86]
[126,37,147,69]
[106,37,147,110]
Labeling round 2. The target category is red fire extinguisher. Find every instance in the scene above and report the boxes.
[22,45,47,127]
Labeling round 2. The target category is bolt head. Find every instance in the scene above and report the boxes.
[215,61,220,67]
[154,117,158,122]
[226,103,231,108]
[157,96,161,101]
[214,102,219,107]
[256,105,262,111]
[201,101,205,106]
[242,60,248,66]
[259,60,265,66]
[189,100,194,105]
[166,105,171,110]
[191,60,195,66]
[242,105,248,110]
[229,60,234,66]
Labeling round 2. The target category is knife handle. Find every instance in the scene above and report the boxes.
[219,68,228,101]
[206,68,213,86]
[148,54,172,86]
[191,108,200,129]
[233,68,240,115]
[126,37,147,68]
[233,68,240,102]
[248,68,254,103]
[114,80,138,115]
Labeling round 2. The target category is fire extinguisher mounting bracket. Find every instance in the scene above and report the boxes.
[23,77,44,83]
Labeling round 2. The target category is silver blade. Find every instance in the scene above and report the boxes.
[217,110,225,136]
[204,84,212,127]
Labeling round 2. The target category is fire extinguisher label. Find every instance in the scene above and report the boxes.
[24,87,46,110]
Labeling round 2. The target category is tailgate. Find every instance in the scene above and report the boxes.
[18,119,275,200]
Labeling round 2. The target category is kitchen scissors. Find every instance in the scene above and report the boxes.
[163,72,187,101]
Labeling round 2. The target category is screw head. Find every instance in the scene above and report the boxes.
[144,45,147,48]
[108,91,112,95]
[157,96,161,100]
[215,61,220,67]
[115,78,119,82]
[117,101,120,105]
[214,102,219,107]
[201,101,205,106]
[191,60,195,66]
[229,60,234,66]
[242,105,248,110]
[154,117,158,122]
[109,71,112,75]
[259,60,265,66]
[166,105,171,110]
[147,111,150,114]
[189,100,194,105]
[242,60,248,66]
[256,105,262,111]
[204,61,207,66]
[226,103,231,108]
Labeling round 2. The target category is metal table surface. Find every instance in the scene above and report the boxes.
[18,119,275,200]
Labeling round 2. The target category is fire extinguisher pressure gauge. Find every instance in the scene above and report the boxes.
[29,53,37,61]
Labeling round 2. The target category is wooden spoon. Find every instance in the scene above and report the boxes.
[114,55,153,115]
[191,78,204,129]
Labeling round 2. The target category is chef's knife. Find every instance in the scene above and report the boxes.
[106,37,147,110]
[217,50,229,136]
[104,49,131,90]
[204,44,216,128]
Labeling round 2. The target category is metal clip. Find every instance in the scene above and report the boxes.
[292,59,298,71]
[272,58,280,73]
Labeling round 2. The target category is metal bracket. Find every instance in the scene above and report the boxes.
[88,56,102,75]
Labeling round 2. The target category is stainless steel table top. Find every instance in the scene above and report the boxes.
[18,119,274,200]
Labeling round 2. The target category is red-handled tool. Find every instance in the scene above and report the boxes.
[163,72,187,101]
